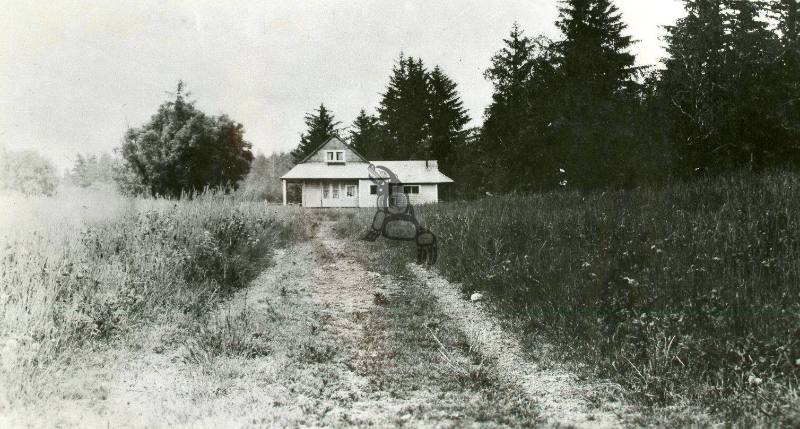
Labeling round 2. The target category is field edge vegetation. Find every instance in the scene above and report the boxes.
[0,190,317,405]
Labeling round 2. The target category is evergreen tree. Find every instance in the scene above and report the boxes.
[481,24,542,192]
[549,0,641,188]
[774,0,800,151]
[378,54,431,159]
[660,0,792,174]
[426,66,471,175]
[291,104,341,163]
[723,0,787,168]
[349,109,387,159]
[554,0,638,98]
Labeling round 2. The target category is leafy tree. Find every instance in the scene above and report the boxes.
[291,103,340,163]
[378,54,431,159]
[0,147,59,196]
[427,66,471,175]
[119,81,254,197]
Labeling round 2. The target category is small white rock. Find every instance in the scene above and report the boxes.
[470,293,484,302]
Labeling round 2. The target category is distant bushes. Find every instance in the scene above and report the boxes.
[0,148,59,196]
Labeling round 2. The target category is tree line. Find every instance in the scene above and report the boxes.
[294,0,800,198]
[97,0,800,199]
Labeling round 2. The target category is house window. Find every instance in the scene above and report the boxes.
[325,150,345,163]
[370,185,377,195]
[323,182,330,199]
[346,185,357,197]
[332,183,339,199]
[403,185,420,194]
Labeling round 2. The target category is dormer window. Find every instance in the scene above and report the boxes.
[326,150,345,163]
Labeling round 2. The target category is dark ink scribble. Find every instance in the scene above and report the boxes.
[361,164,437,265]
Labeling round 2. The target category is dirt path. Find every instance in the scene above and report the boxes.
[1,221,626,428]
[408,264,631,428]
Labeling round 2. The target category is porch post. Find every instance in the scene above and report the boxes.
[282,179,287,206]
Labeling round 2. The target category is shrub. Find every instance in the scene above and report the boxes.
[0,148,59,196]
[0,193,311,398]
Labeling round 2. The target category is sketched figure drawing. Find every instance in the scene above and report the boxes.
[362,164,437,265]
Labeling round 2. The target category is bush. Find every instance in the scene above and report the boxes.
[0,194,312,396]
[0,148,59,196]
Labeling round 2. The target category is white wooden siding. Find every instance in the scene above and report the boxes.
[357,181,439,208]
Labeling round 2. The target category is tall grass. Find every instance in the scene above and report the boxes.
[0,187,314,401]
[335,172,800,423]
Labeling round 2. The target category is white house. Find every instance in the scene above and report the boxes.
[280,136,453,207]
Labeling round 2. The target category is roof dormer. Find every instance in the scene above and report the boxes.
[325,150,346,164]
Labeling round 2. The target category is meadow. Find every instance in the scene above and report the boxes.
[333,172,800,425]
[0,186,314,404]
[4,172,800,425]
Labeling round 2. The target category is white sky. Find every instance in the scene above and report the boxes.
[0,0,685,170]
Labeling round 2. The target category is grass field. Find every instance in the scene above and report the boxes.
[0,186,315,404]
[332,172,800,426]
[4,172,800,426]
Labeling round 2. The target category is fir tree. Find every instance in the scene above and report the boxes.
[349,110,386,159]
[549,0,642,188]
[291,103,341,163]
[481,24,542,192]
[660,0,792,174]
[426,66,470,175]
[378,54,431,159]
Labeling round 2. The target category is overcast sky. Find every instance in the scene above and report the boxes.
[1,0,685,170]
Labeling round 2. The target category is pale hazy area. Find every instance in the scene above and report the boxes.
[0,0,684,169]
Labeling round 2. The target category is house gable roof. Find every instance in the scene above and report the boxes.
[281,160,454,183]
[298,135,368,164]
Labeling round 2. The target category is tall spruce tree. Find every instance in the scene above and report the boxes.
[378,54,431,159]
[481,24,541,192]
[427,66,471,175]
[549,0,641,188]
[349,109,386,159]
[291,104,340,163]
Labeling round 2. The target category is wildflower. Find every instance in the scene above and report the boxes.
[559,180,568,187]
[558,168,566,174]
[622,277,639,287]
[712,256,721,261]
[747,374,762,386]
[581,261,591,268]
